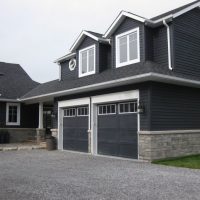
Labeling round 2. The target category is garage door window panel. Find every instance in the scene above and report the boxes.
[119,102,137,114]
[77,107,88,117]
[64,108,76,117]
[98,104,116,115]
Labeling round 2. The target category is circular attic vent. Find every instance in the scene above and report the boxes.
[69,59,76,71]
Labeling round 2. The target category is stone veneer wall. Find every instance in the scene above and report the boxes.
[0,128,37,143]
[139,131,200,161]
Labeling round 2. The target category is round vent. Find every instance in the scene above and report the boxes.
[69,59,76,71]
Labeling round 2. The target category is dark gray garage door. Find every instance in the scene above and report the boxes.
[63,106,88,152]
[98,102,138,159]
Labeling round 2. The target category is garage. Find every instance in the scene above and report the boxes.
[63,106,89,152]
[97,101,138,159]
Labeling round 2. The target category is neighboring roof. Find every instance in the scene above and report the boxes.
[69,30,110,52]
[0,62,39,100]
[151,0,200,20]
[21,61,200,102]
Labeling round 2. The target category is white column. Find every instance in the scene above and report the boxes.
[38,102,43,129]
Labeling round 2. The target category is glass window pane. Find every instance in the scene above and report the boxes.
[130,102,135,112]
[129,32,138,60]
[81,51,87,74]
[88,48,94,72]
[103,106,106,114]
[124,103,129,112]
[107,105,111,114]
[111,105,116,113]
[119,36,127,63]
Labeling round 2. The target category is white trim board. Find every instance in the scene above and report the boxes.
[70,30,109,52]
[6,103,21,126]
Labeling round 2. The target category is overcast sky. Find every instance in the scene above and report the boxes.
[0,0,194,83]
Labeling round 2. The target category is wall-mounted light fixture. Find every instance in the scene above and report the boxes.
[138,102,145,114]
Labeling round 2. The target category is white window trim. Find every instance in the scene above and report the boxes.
[77,106,89,117]
[63,108,76,118]
[79,45,96,77]
[116,27,140,68]
[118,101,138,114]
[98,104,116,116]
[6,103,20,126]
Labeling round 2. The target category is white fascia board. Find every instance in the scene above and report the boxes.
[58,97,90,108]
[0,98,19,102]
[20,73,200,103]
[173,2,200,18]
[70,31,100,52]
[54,53,76,63]
[104,11,146,38]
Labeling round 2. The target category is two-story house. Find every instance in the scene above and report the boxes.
[21,0,200,160]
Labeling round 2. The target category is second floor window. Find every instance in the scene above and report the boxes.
[79,45,95,77]
[116,27,140,68]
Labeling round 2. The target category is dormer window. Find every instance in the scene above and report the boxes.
[79,45,96,77]
[116,27,140,68]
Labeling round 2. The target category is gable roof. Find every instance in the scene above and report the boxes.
[104,0,200,37]
[0,62,39,100]
[70,30,110,52]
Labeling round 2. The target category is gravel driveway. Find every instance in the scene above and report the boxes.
[0,150,199,200]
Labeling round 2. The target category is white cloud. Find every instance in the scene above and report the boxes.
[0,0,195,83]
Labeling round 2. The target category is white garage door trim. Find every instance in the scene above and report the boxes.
[91,90,140,157]
[58,97,90,150]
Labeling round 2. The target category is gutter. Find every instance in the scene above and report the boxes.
[0,98,20,102]
[20,72,200,102]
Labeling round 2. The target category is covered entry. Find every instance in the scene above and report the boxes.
[63,106,89,152]
[98,101,138,159]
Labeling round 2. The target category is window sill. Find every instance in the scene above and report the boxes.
[116,59,140,68]
[6,122,20,126]
[79,71,95,78]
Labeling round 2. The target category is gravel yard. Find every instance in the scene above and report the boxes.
[0,150,200,200]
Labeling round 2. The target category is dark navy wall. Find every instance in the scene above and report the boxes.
[52,82,151,130]
[150,82,200,131]
[173,8,200,79]
[111,17,145,68]
[60,58,78,81]
[0,102,38,128]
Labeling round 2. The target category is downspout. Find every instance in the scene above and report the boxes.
[57,63,62,81]
[163,20,173,70]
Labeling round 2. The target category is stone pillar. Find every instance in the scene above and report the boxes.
[36,128,45,144]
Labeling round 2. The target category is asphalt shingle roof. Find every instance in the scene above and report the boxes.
[22,61,199,99]
[0,62,39,100]
[151,0,200,21]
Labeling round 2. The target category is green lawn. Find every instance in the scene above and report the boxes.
[152,155,200,169]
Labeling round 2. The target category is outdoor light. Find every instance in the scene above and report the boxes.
[138,103,145,114]
[51,112,57,118]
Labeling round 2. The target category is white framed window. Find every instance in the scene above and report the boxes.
[119,101,138,114]
[79,45,96,77]
[77,107,88,116]
[98,104,116,115]
[116,27,140,68]
[63,108,76,117]
[6,103,20,126]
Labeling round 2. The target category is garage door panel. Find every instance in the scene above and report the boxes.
[98,142,119,156]
[98,102,138,159]
[63,106,88,153]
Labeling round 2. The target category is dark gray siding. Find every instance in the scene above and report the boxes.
[150,82,200,131]
[173,8,200,79]
[111,17,145,68]
[52,83,151,130]
[152,26,168,67]
[0,102,38,128]
[60,58,78,81]
[99,43,111,71]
